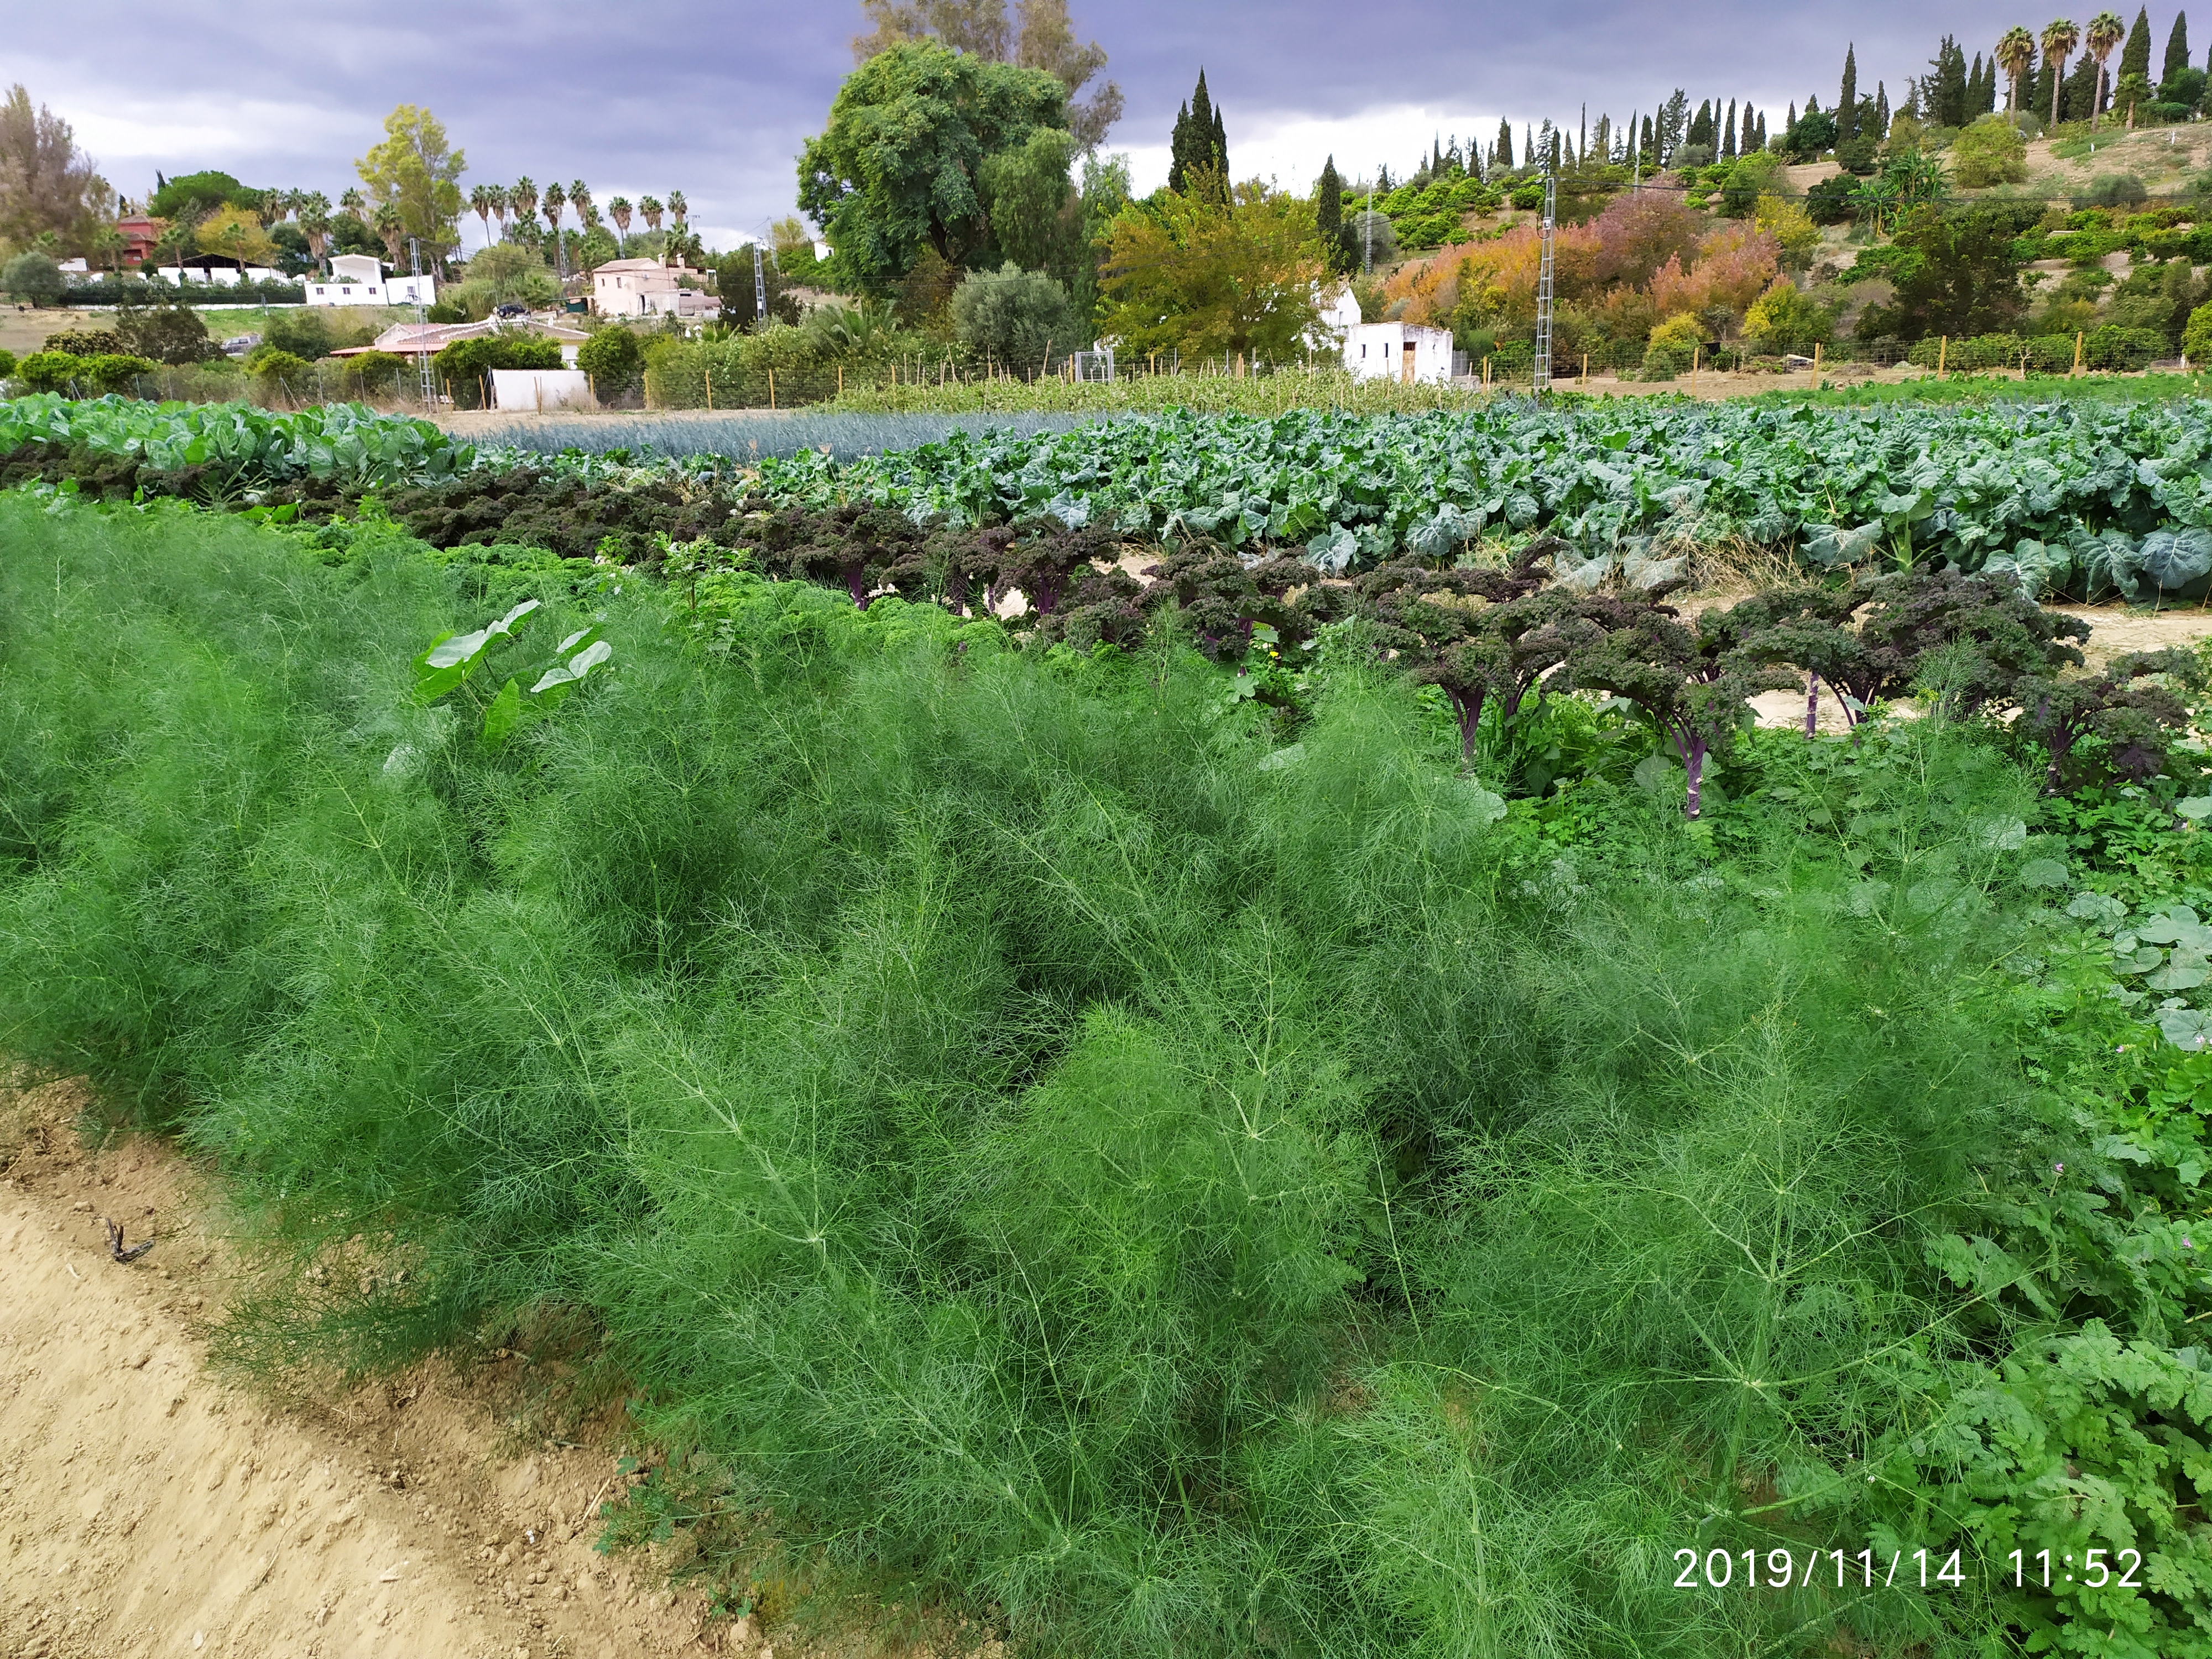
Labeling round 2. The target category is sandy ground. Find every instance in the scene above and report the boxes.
[0,1077,753,1659]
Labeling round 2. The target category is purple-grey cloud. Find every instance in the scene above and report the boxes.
[11,2,2091,251]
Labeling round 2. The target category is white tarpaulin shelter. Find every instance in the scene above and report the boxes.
[491,369,592,411]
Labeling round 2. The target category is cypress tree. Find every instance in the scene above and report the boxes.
[1874,81,1890,138]
[2033,54,2057,121]
[1689,99,1713,150]
[1969,53,1987,116]
[1212,104,1228,178]
[1756,110,1767,148]
[2166,11,2192,85]
[1723,98,1738,157]
[1168,101,1192,193]
[1932,36,1969,127]
[1526,124,1536,169]
[1495,117,1514,169]
[1316,155,1344,275]
[1641,113,1655,161]
[2062,46,2101,121]
[1839,44,1860,141]
[2121,7,2153,84]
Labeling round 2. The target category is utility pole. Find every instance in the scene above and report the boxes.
[1630,109,1641,191]
[1533,165,1556,395]
[753,242,768,322]
[1364,185,1374,273]
[410,236,437,409]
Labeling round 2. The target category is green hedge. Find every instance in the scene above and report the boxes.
[1906,327,2168,373]
[433,334,566,410]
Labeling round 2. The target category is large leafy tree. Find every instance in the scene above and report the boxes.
[1097,181,1324,362]
[1859,205,2024,340]
[801,40,1068,295]
[0,84,109,252]
[355,104,466,260]
[853,0,1121,150]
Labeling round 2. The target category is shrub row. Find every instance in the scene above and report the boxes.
[1905,326,2170,373]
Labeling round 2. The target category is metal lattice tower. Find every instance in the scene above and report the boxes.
[753,243,768,321]
[1532,168,1556,394]
[411,238,437,409]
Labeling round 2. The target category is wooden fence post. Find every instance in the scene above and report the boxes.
[1937,336,1948,379]
[768,367,775,409]
[1812,342,1823,389]
[705,364,713,410]
[2073,331,2085,377]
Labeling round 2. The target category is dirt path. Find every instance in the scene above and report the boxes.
[0,1079,739,1659]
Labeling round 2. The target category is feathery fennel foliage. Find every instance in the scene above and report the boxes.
[0,494,2179,1656]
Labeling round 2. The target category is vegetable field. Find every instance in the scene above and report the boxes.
[15,395,2212,1655]
[755,400,2212,597]
[28,393,2212,603]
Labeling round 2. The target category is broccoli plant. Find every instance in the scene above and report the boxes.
[1559,597,1798,819]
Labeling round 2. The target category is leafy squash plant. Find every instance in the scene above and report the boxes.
[410,597,614,749]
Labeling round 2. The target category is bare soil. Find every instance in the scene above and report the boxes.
[0,1077,972,1659]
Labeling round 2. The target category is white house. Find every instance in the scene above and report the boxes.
[304,252,437,307]
[1318,283,1362,336]
[1343,320,1454,384]
[591,257,714,318]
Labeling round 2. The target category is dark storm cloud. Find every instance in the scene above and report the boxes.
[13,2,2077,246]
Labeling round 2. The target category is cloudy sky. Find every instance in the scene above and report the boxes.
[19,2,2100,252]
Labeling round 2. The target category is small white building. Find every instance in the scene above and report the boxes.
[591,257,713,318]
[1343,320,1454,384]
[304,253,436,307]
[491,368,593,411]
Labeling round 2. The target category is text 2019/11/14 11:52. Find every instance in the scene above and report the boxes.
[1671,1547,2146,1591]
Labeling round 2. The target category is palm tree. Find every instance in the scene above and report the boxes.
[92,225,128,277]
[488,184,509,242]
[1997,25,2037,113]
[510,178,538,232]
[2043,18,2081,127]
[639,195,664,236]
[300,191,332,265]
[609,196,632,252]
[540,181,567,279]
[666,192,687,269]
[568,180,593,229]
[469,184,498,250]
[373,202,406,267]
[340,186,367,222]
[2085,9,2126,128]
